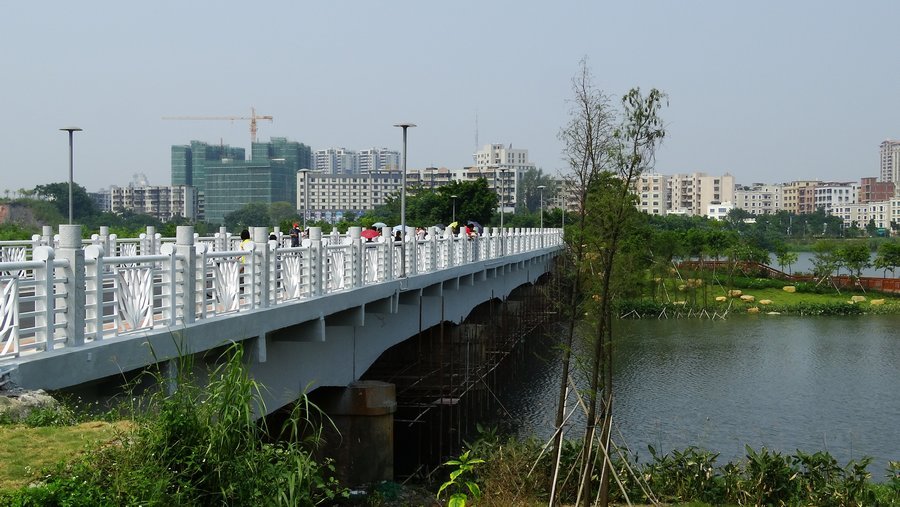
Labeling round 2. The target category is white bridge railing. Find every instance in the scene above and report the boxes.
[0,224,562,360]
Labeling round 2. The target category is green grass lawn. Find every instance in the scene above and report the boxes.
[679,284,900,315]
[0,421,130,490]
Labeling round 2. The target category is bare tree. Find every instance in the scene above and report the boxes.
[550,59,616,504]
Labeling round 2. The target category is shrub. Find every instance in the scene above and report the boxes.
[0,344,345,505]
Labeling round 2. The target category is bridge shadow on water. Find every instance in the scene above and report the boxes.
[352,277,560,481]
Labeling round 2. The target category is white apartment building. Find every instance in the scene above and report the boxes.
[99,185,197,221]
[706,201,734,220]
[667,172,735,216]
[297,170,403,220]
[314,147,359,175]
[838,201,892,230]
[635,173,669,215]
[814,182,858,215]
[890,199,900,229]
[879,140,900,188]
[734,183,783,215]
[472,144,537,209]
[358,148,400,173]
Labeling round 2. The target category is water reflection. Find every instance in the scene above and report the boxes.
[501,316,900,475]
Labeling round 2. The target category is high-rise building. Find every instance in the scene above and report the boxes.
[472,144,537,209]
[359,148,400,173]
[172,137,310,223]
[314,147,359,175]
[171,141,245,192]
[879,140,900,186]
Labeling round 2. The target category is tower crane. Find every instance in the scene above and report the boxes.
[162,107,274,144]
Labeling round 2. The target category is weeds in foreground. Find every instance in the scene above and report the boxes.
[437,450,485,507]
[468,429,900,506]
[0,343,346,506]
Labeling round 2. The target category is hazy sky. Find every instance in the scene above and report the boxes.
[4,1,899,193]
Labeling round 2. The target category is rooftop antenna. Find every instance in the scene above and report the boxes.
[475,110,479,150]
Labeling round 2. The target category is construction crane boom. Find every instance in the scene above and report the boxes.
[162,107,273,144]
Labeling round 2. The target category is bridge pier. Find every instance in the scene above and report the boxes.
[311,380,397,486]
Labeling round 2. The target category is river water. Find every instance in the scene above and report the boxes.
[501,315,900,476]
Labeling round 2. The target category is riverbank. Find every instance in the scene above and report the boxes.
[620,276,900,318]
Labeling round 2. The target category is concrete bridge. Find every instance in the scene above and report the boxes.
[0,224,563,418]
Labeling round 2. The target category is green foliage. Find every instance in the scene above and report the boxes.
[644,446,722,503]
[437,450,485,507]
[224,202,271,231]
[32,182,97,221]
[468,430,895,506]
[364,178,499,227]
[0,344,344,505]
[875,241,900,277]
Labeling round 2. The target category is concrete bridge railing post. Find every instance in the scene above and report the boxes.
[215,227,228,252]
[31,246,56,351]
[175,226,196,325]
[309,227,323,296]
[41,225,54,247]
[252,227,271,308]
[159,241,178,327]
[83,245,104,342]
[349,227,363,289]
[382,228,393,282]
[428,227,438,271]
[57,225,85,348]
[98,226,110,256]
[407,226,417,276]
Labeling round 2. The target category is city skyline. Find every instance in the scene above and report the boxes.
[4,1,899,193]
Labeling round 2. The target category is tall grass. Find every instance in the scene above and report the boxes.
[0,343,345,506]
[469,432,900,506]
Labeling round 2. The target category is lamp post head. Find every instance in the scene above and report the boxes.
[537,185,546,190]
[59,127,83,133]
[393,123,417,128]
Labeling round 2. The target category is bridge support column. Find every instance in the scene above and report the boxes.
[314,381,396,486]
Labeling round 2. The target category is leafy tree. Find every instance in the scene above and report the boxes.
[32,182,98,221]
[364,179,498,228]
[865,219,878,237]
[578,85,666,507]
[874,241,900,277]
[269,201,300,226]
[224,202,271,231]
[517,167,556,213]
[551,60,617,507]
[773,243,798,275]
[811,240,841,289]
[837,241,871,284]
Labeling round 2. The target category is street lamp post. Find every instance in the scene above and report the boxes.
[499,167,508,232]
[537,185,546,229]
[59,127,82,224]
[451,195,457,224]
[299,168,310,230]
[393,123,416,278]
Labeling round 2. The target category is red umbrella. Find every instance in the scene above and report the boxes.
[361,229,380,240]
